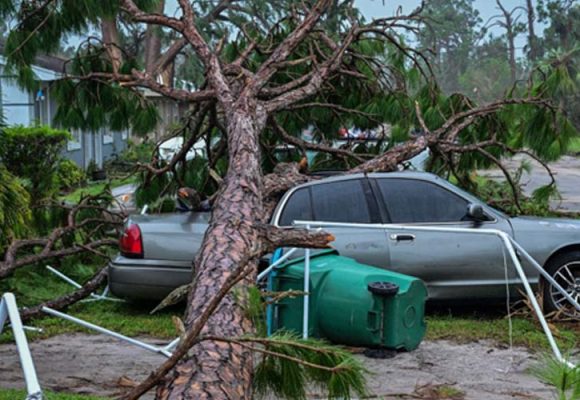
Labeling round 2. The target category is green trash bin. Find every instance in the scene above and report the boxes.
[270,250,427,351]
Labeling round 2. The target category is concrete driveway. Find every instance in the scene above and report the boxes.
[483,155,580,213]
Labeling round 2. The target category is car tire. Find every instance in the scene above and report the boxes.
[543,251,580,318]
[367,281,399,297]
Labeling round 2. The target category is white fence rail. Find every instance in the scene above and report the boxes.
[0,293,43,400]
[41,307,177,358]
[292,220,579,368]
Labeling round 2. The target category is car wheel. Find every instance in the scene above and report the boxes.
[543,251,580,318]
[367,281,399,297]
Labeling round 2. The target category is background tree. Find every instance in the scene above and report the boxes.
[417,0,482,93]
[536,0,579,130]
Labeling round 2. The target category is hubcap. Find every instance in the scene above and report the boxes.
[550,262,580,318]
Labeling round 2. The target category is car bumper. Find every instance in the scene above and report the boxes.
[108,256,192,300]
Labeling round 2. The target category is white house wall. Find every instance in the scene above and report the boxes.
[1,56,129,170]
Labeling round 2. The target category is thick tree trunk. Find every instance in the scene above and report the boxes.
[157,100,267,399]
[525,0,538,62]
[101,18,123,73]
[144,0,165,75]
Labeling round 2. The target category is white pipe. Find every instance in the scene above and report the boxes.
[293,220,577,366]
[163,337,180,352]
[0,298,7,335]
[141,204,149,215]
[46,266,82,289]
[303,224,311,339]
[1,294,43,398]
[41,307,171,358]
[46,266,125,303]
[497,233,563,362]
[293,221,579,312]
[256,248,298,282]
[509,238,580,310]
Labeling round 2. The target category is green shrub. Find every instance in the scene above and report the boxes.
[57,159,86,190]
[0,125,70,203]
[0,165,31,246]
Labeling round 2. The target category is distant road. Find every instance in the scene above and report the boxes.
[482,155,580,213]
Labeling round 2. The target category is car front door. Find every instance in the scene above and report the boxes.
[275,178,390,268]
[372,177,515,300]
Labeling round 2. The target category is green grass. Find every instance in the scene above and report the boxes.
[0,389,107,400]
[1,259,577,353]
[61,175,137,203]
[426,314,578,352]
[0,258,180,344]
[568,137,580,155]
[0,300,180,344]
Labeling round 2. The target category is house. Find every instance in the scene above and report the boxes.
[0,42,129,170]
[142,88,189,141]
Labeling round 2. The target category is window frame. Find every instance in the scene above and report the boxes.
[371,177,493,225]
[67,129,82,151]
[277,186,314,227]
[275,177,381,226]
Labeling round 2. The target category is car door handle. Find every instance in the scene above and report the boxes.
[389,234,416,242]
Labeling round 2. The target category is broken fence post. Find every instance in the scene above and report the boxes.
[0,293,43,400]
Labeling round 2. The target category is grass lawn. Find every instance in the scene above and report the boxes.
[0,291,577,354]
[0,389,107,400]
[0,260,577,350]
[61,175,138,203]
[568,137,580,155]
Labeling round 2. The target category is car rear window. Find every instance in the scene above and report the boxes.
[310,180,372,223]
[279,188,313,226]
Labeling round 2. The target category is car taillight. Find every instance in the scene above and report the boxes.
[120,224,143,258]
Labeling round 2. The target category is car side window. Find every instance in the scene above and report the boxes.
[310,180,372,223]
[377,178,469,223]
[279,188,313,226]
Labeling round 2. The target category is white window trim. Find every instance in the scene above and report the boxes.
[103,132,114,144]
[67,130,82,151]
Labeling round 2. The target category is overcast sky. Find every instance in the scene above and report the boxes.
[356,0,545,55]
[164,0,545,56]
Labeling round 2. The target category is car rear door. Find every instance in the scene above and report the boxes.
[371,177,515,300]
[275,177,390,268]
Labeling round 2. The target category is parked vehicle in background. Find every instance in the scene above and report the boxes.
[109,172,580,317]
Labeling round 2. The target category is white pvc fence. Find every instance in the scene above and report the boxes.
[0,293,43,400]
[291,220,579,368]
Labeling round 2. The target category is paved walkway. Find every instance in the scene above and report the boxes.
[483,155,580,212]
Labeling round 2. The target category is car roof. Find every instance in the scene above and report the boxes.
[294,171,442,189]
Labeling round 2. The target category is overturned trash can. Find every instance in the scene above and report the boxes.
[269,250,427,351]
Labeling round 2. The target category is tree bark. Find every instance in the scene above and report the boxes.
[157,100,268,399]
[525,0,538,61]
[101,18,123,73]
[496,0,517,84]
[144,0,165,75]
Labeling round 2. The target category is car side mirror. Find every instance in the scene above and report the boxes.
[466,203,486,221]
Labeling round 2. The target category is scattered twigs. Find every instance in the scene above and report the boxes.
[0,195,121,279]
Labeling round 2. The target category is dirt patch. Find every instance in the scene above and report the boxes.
[0,334,558,399]
[352,340,554,399]
[0,334,165,399]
